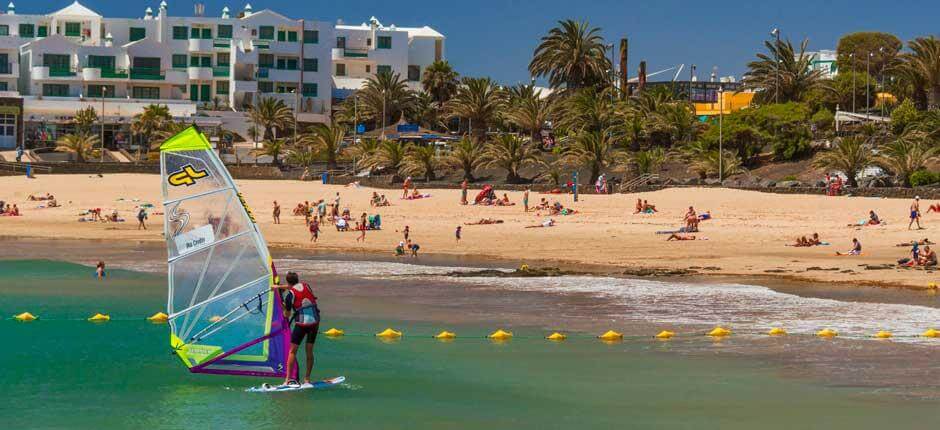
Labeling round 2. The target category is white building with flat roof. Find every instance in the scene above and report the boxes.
[804,49,838,79]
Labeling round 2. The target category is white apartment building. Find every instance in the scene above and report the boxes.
[332,17,445,98]
[0,1,444,151]
[805,49,838,79]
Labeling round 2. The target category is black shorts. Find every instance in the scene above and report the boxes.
[291,324,319,345]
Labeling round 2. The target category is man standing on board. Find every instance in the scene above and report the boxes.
[272,272,320,386]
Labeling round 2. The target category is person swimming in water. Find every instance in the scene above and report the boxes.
[96,261,106,279]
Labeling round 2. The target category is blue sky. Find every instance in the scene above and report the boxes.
[24,0,938,84]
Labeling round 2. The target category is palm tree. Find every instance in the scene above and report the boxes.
[151,121,193,150]
[877,131,939,187]
[481,134,539,183]
[286,141,318,167]
[421,60,459,107]
[744,37,830,104]
[648,102,700,146]
[56,132,100,163]
[444,136,486,181]
[359,71,414,129]
[506,85,554,144]
[131,104,172,153]
[529,19,611,91]
[624,147,668,177]
[811,136,874,187]
[560,130,620,185]
[402,144,440,181]
[555,87,612,135]
[690,150,745,179]
[411,91,444,131]
[250,138,289,167]
[345,138,381,172]
[446,77,507,139]
[73,106,98,134]
[301,123,345,169]
[248,97,294,142]
[362,140,409,176]
[896,36,940,109]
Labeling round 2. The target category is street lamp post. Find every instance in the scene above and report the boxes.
[879,47,886,120]
[689,64,696,105]
[718,86,723,183]
[771,28,780,104]
[100,86,107,162]
[866,51,872,121]
[850,53,856,113]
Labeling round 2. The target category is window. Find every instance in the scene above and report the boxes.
[201,28,212,39]
[218,25,232,39]
[377,65,392,75]
[38,26,48,37]
[408,65,420,81]
[216,81,229,95]
[132,57,161,69]
[189,84,198,101]
[19,24,35,38]
[64,22,81,37]
[335,63,346,76]
[277,30,285,42]
[287,31,298,42]
[276,83,296,94]
[43,54,71,70]
[258,54,274,68]
[258,81,274,93]
[216,53,230,66]
[172,26,188,40]
[129,27,146,42]
[0,113,13,140]
[366,38,372,47]
[336,37,345,49]
[190,27,200,39]
[190,55,211,67]
[172,54,188,69]
[302,83,317,97]
[0,25,9,36]
[42,84,69,97]
[87,85,115,98]
[303,58,318,72]
[276,58,298,70]
[87,55,116,70]
[303,30,318,44]
[0,82,7,91]
[132,86,160,99]
[258,26,274,40]
[377,36,392,49]
[365,65,371,73]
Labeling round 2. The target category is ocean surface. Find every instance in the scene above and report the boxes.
[3,256,940,429]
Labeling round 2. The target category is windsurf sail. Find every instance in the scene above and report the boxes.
[160,127,290,378]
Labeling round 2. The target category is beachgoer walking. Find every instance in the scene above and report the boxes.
[273,201,281,224]
[403,225,410,241]
[357,221,366,242]
[455,226,462,243]
[271,272,320,386]
[403,177,413,199]
[910,197,924,230]
[309,219,319,242]
[461,180,469,205]
[523,188,530,212]
[137,208,148,230]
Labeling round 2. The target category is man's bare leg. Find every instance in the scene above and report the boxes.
[304,342,315,384]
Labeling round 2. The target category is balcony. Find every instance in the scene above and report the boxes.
[129,67,165,81]
[32,66,79,80]
[251,39,271,50]
[233,80,258,93]
[187,66,213,80]
[266,67,300,82]
[188,38,215,52]
[212,66,230,78]
[165,70,189,85]
[213,38,232,49]
[82,67,128,80]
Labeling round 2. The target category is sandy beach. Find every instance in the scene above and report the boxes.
[1,173,938,289]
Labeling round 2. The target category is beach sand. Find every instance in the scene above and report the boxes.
[1,173,937,289]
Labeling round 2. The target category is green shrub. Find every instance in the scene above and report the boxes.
[909,170,940,187]
[782,174,798,181]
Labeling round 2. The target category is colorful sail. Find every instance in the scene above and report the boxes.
[160,127,289,377]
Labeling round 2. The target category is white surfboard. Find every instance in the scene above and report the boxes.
[247,376,346,393]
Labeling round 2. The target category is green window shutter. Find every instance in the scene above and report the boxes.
[218,25,233,39]
[303,58,318,72]
[200,56,211,67]
[201,28,212,39]
[191,28,199,39]
[258,54,274,68]
[133,87,160,99]
[190,84,198,101]
[377,36,392,49]
[286,59,298,70]
[172,55,188,69]
[377,65,391,75]
[88,55,115,70]
[190,56,199,67]
[0,82,8,91]
[44,54,71,70]
[287,31,298,42]
[216,53,230,66]
[258,81,273,93]
[0,25,9,36]
[43,84,69,97]
[129,27,146,42]
[200,84,211,101]
[302,83,317,97]
[19,24,35,38]
[277,30,286,42]
[259,26,274,40]
[38,26,48,37]
[64,22,81,37]
[216,81,229,94]
[172,26,188,40]
[303,30,318,44]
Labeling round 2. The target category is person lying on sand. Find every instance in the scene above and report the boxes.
[526,219,556,228]
[836,238,862,256]
[466,218,504,225]
[28,193,53,201]
[666,233,702,241]
[896,238,933,247]
[495,194,514,206]
[928,204,940,214]
[791,233,822,247]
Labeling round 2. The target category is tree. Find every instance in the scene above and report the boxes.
[877,131,939,187]
[286,140,318,167]
[250,138,289,167]
[529,19,611,91]
[131,104,172,153]
[73,106,98,134]
[55,132,99,163]
[560,130,620,185]
[836,32,902,75]
[421,60,459,107]
[301,123,345,169]
[410,91,444,131]
[744,38,830,104]
[362,140,409,176]
[696,115,766,166]
[359,71,414,129]
[506,85,554,144]
[555,87,612,135]
[446,77,507,139]
[248,97,294,142]
[896,36,940,109]
[401,144,440,181]
[689,150,745,179]
[346,138,381,172]
[482,134,539,183]
[151,121,193,150]
[804,70,875,112]
[811,136,874,187]
[444,136,486,181]
[624,147,668,177]
[648,102,700,146]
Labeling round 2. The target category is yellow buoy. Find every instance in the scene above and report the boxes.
[520,264,529,271]
[816,328,838,338]
[768,327,788,336]
[707,327,731,337]
[874,330,893,339]
[208,315,222,323]
[546,332,567,341]
[147,312,168,323]
[14,312,37,322]
[928,282,937,290]
[324,328,345,337]
[435,331,457,340]
[598,330,623,341]
[655,330,675,339]
[489,329,513,341]
[87,313,110,322]
[376,328,402,338]
[922,328,940,338]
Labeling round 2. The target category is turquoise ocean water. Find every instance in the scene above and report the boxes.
[1,259,939,429]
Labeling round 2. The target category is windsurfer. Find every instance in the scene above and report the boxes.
[272,272,320,386]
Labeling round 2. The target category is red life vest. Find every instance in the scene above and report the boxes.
[289,283,318,326]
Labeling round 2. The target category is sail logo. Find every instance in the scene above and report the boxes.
[238,193,257,223]
[168,165,209,187]
[174,225,216,256]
